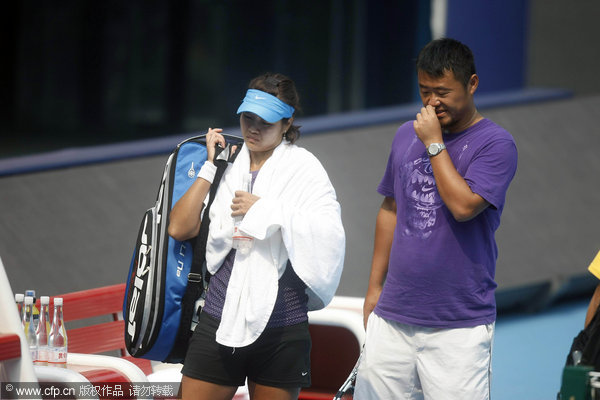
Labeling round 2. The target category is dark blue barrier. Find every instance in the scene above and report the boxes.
[0,88,571,177]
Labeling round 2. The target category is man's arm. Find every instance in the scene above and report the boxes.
[363,196,397,329]
[414,105,489,221]
[427,148,490,221]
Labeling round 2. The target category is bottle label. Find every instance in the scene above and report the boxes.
[48,349,67,367]
[29,348,37,363]
[233,223,253,239]
[37,347,49,363]
[232,230,253,241]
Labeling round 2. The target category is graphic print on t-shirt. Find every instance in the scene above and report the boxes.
[401,155,443,239]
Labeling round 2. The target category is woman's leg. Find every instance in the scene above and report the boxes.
[247,381,300,400]
[181,375,238,400]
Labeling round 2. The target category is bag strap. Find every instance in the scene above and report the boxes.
[190,142,240,284]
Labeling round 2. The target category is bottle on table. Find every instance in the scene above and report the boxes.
[48,297,68,368]
[23,296,38,363]
[25,289,39,331]
[15,293,24,323]
[35,296,51,366]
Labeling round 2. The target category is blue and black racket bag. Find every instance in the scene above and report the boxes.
[123,134,242,363]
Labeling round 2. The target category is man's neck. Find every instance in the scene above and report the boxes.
[446,109,483,134]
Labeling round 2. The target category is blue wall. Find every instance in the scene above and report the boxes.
[446,0,529,93]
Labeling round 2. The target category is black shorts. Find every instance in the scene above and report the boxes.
[181,312,312,388]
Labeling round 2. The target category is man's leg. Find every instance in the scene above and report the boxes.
[417,323,494,400]
[354,313,424,400]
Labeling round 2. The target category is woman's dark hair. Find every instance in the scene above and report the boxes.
[248,72,302,143]
[416,38,476,88]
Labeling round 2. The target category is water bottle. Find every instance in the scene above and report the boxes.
[25,289,39,331]
[35,296,51,366]
[232,173,254,255]
[23,296,38,363]
[15,293,24,323]
[48,297,68,368]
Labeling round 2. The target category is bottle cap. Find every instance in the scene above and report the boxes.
[24,296,33,305]
[15,293,24,302]
[54,297,63,306]
[40,296,50,304]
[25,289,36,297]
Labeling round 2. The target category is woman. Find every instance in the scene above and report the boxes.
[168,72,345,400]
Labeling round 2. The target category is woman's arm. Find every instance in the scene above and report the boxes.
[168,129,225,241]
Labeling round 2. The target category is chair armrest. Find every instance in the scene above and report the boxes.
[34,365,99,400]
[68,353,150,383]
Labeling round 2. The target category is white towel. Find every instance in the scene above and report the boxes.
[206,140,346,347]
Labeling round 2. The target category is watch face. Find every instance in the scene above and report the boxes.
[428,143,440,155]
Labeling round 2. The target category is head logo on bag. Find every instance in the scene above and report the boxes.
[187,162,196,179]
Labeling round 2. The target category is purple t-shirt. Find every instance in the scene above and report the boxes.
[374,119,518,328]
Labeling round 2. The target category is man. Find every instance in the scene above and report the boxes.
[565,250,600,369]
[354,38,518,399]
[585,251,600,328]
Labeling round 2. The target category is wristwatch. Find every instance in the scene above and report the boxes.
[427,142,446,157]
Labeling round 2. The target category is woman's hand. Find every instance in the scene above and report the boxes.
[206,128,226,163]
[231,191,260,218]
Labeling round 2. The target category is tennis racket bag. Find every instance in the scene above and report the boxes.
[123,133,242,363]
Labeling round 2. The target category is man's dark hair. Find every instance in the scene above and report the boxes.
[416,38,476,88]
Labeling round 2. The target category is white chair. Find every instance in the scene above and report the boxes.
[34,365,99,400]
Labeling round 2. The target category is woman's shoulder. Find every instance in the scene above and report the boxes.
[285,142,321,164]
[281,142,331,179]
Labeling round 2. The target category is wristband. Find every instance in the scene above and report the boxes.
[197,161,217,184]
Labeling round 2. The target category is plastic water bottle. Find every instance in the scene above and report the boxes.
[15,293,24,322]
[25,289,39,331]
[23,296,38,363]
[232,173,254,255]
[48,297,68,368]
[35,296,51,366]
